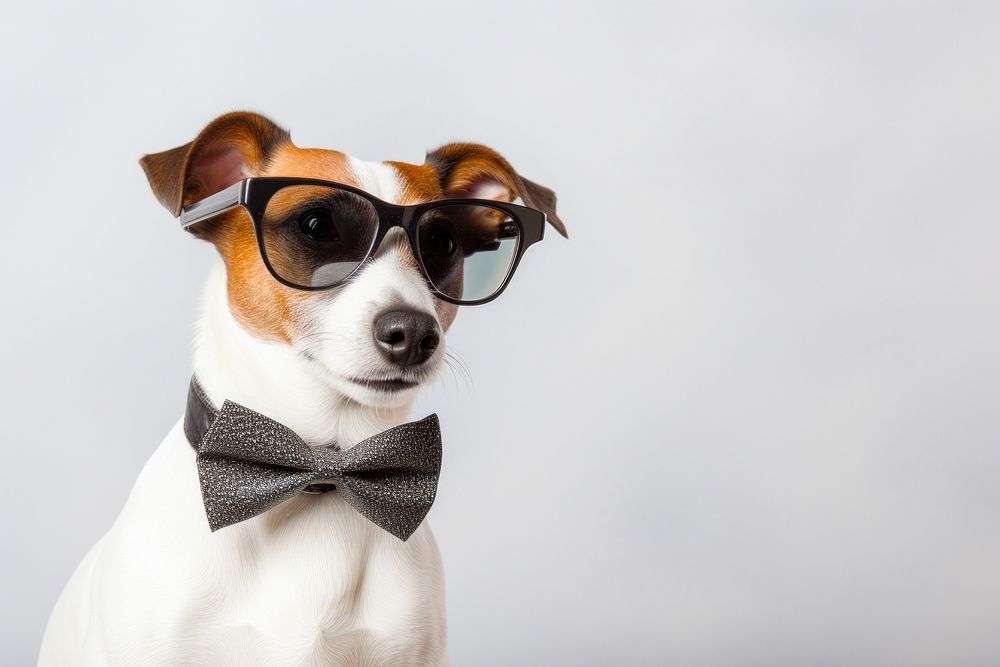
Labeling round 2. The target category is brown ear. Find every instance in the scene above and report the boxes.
[426,143,568,238]
[139,111,290,217]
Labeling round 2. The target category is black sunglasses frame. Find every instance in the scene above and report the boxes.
[178,177,547,305]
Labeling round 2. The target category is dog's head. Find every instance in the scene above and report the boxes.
[140,112,565,408]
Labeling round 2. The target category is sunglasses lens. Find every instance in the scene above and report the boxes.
[416,204,521,302]
[261,185,379,288]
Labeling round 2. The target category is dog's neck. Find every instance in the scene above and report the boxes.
[191,262,415,448]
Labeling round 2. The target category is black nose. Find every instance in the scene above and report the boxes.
[373,309,441,368]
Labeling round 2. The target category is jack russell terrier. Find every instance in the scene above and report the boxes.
[39,111,566,665]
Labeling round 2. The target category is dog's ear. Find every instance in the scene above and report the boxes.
[425,143,567,238]
[139,111,290,217]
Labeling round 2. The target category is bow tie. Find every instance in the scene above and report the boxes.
[183,379,442,541]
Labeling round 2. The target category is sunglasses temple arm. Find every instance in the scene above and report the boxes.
[178,181,247,229]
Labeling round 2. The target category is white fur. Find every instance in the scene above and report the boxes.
[40,161,450,665]
[347,156,402,201]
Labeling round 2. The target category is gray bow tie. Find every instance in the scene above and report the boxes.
[186,384,442,541]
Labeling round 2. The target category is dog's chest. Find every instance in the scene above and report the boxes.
[222,494,375,616]
[200,500,444,664]
[97,422,446,664]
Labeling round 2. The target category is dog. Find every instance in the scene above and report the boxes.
[38,111,565,665]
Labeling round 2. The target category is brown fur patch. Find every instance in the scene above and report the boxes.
[264,146,360,186]
[424,143,518,201]
[216,144,363,342]
[387,161,447,204]
[206,208,300,342]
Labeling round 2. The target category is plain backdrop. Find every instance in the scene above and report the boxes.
[3,1,1000,665]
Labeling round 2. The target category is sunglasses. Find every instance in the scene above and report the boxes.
[178,177,549,305]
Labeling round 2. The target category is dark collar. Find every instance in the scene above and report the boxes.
[183,377,218,451]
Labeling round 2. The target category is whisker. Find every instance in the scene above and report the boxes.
[449,350,474,386]
[443,350,474,393]
[297,330,339,343]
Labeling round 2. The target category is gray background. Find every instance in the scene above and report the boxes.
[3,1,999,664]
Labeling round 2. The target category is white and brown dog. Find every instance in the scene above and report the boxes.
[39,112,565,665]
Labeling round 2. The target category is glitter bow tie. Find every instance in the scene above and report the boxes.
[187,388,442,541]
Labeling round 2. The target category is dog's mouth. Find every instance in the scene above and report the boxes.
[348,376,421,392]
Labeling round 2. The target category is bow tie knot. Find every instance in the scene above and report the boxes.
[311,448,344,483]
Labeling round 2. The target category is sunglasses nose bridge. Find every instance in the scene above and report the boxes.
[389,204,411,231]
[398,206,427,261]
[366,203,405,255]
